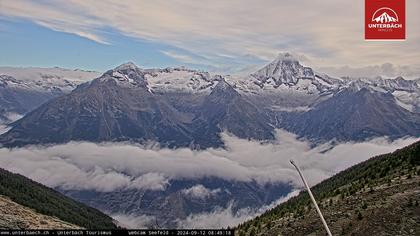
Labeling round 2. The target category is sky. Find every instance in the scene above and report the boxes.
[0,0,420,77]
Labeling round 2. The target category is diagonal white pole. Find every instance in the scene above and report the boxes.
[290,160,332,236]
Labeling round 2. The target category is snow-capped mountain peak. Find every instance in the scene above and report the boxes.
[226,53,336,95]
[251,52,314,86]
[98,63,149,89]
[114,62,139,71]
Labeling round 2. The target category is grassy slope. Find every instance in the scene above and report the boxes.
[0,195,83,229]
[236,140,420,236]
[0,168,118,229]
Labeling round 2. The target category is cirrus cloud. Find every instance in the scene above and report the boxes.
[1,0,419,74]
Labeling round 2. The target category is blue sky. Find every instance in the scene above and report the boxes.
[0,17,264,73]
[0,19,191,71]
[0,0,419,77]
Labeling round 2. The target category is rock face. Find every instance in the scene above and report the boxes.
[0,195,82,229]
[282,87,420,142]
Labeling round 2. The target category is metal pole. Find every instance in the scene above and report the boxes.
[290,160,332,236]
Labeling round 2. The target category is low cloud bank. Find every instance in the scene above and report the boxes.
[176,190,300,229]
[110,190,300,229]
[0,130,417,193]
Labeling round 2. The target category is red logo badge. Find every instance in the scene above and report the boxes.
[365,0,405,40]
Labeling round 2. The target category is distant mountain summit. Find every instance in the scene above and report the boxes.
[101,62,149,88]
[251,53,315,87]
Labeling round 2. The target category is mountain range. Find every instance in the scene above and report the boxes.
[0,53,419,147]
[0,67,99,124]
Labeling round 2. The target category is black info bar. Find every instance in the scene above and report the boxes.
[0,230,235,236]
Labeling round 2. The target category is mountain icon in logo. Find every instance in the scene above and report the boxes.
[372,7,398,23]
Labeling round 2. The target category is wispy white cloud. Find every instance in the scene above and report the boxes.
[317,63,420,79]
[160,51,197,64]
[130,173,169,191]
[1,0,419,74]
[0,0,109,44]
[160,50,220,68]
[181,185,221,199]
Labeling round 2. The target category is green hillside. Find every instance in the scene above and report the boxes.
[236,140,420,236]
[0,168,118,229]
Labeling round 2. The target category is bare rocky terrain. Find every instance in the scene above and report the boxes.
[0,168,118,229]
[0,195,82,229]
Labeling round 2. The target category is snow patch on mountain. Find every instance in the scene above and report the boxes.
[0,67,99,93]
[271,105,311,112]
[144,68,222,93]
[0,125,10,135]
[392,90,420,112]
